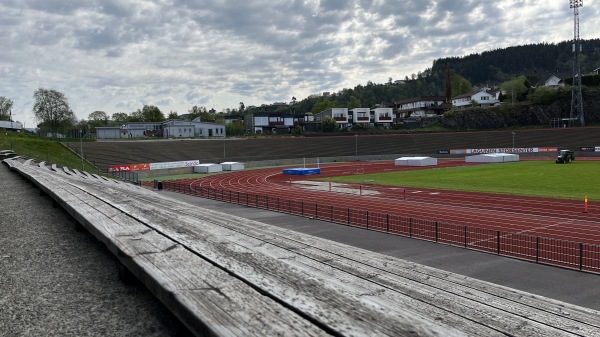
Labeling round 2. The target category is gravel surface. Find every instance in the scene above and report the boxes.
[0,163,181,337]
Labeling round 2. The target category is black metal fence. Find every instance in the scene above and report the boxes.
[156,180,600,274]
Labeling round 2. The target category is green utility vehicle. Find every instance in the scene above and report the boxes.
[556,149,575,164]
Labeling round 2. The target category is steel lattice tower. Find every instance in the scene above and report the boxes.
[569,0,584,127]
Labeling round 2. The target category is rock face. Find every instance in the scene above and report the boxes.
[442,90,600,129]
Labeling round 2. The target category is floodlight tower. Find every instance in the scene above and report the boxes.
[569,0,584,127]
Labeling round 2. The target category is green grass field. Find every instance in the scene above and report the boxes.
[323,161,600,200]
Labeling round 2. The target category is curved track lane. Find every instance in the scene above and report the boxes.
[174,160,600,245]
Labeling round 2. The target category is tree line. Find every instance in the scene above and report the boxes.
[3,39,599,135]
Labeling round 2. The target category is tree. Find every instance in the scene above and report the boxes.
[500,76,530,106]
[225,119,245,136]
[347,96,362,109]
[450,74,472,98]
[141,105,165,122]
[88,111,108,122]
[0,96,13,121]
[112,112,129,123]
[320,115,338,132]
[33,88,76,133]
[239,102,245,113]
[167,111,178,119]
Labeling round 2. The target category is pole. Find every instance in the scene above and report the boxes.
[355,134,358,157]
[512,132,515,149]
[223,136,226,159]
[584,195,588,213]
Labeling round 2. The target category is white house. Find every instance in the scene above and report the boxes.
[372,108,394,126]
[544,75,564,87]
[96,118,225,139]
[349,108,370,125]
[452,88,499,108]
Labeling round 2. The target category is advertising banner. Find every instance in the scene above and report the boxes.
[108,163,150,172]
[149,160,200,170]
[466,148,538,154]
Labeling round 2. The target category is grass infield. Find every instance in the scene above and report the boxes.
[323,161,600,200]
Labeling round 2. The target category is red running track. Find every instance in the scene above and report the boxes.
[171,159,600,245]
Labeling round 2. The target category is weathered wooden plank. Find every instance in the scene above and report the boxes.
[71,184,505,336]
[120,233,329,337]
[18,165,600,337]
[71,168,87,178]
[13,167,331,337]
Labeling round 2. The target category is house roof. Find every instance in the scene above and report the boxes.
[395,96,446,104]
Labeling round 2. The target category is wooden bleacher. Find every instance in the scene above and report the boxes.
[3,156,600,336]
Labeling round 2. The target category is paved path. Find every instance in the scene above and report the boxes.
[0,163,181,337]
[159,189,600,311]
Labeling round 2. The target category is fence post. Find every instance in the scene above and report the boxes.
[366,211,369,229]
[536,237,540,262]
[409,218,413,237]
[579,243,584,271]
[497,231,501,255]
[386,214,389,233]
[330,205,333,221]
[464,226,467,248]
[435,222,438,242]
[266,196,269,210]
[301,200,304,216]
[315,203,318,220]
[347,208,350,225]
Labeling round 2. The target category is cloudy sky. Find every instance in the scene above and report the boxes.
[2,0,599,128]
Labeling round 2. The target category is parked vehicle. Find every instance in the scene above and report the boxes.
[556,149,575,164]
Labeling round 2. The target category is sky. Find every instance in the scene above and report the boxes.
[1,0,599,129]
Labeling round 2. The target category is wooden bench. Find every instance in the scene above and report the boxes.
[11,163,600,337]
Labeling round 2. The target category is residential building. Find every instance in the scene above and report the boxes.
[244,113,305,134]
[314,108,349,130]
[452,88,499,108]
[372,108,394,127]
[96,118,225,139]
[349,108,371,125]
[394,96,450,118]
[543,75,564,87]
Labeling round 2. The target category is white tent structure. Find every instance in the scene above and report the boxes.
[193,163,223,173]
[465,153,519,163]
[221,162,245,171]
[394,156,438,166]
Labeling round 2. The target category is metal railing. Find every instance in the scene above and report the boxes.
[156,180,600,274]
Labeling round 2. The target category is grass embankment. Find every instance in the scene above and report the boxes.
[323,161,599,200]
[0,131,97,172]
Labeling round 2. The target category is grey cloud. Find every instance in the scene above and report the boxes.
[23,0,94,15]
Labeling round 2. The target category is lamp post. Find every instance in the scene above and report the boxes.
[512,132,515,149]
